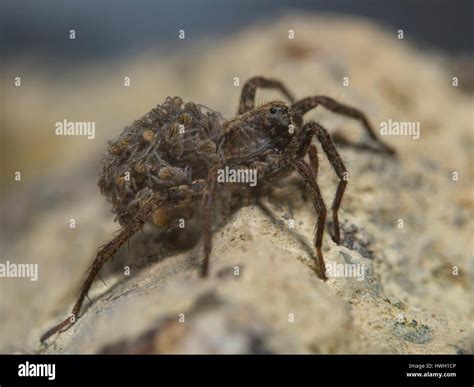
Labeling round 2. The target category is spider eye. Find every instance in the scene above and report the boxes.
[270,107,279,114]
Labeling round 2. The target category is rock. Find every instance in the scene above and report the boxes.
[1,14,472,354]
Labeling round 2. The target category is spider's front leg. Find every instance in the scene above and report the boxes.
[292,95,396,155]
[307,144,319,182]
[40,198,158,343]
[238,76,295,115]
[290,158,328,281]
[288,120,348,244]
[312,123,348,244]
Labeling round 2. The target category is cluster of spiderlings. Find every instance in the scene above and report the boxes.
[98,96,224,226]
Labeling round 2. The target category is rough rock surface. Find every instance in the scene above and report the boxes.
[1,14,472,354]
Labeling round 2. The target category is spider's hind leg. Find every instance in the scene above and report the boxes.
[40,198,158,343]
[200,165,221,277]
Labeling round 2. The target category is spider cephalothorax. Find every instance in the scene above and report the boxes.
[41,76,395,343]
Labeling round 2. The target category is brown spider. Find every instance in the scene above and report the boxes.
[40,76,395,343]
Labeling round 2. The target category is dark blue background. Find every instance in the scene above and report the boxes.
[1,0,473,64]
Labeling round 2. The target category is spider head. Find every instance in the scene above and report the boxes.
[249,101,294,148]
[269,103,291,127]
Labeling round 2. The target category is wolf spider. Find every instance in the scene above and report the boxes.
[40,76,395,342]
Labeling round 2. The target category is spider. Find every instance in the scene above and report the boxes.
[40,76,395,342]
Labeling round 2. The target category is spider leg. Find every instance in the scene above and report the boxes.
[238,76,295,115]
[288,120,348,244]
[291,144,319,201]
[312,123,348,244]
[292,95,396,155]
[290,158,328,281]
[200,164,221,277]
[40,198,158,343]
[308,144,319,181]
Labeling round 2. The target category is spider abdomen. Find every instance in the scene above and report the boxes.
[98,97,223,226]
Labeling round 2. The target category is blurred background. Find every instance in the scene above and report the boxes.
[2,0,474,61]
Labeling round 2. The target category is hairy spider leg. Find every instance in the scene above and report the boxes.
[292,95,396,155]
[40,179,207,343]
[238,76,295,115]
